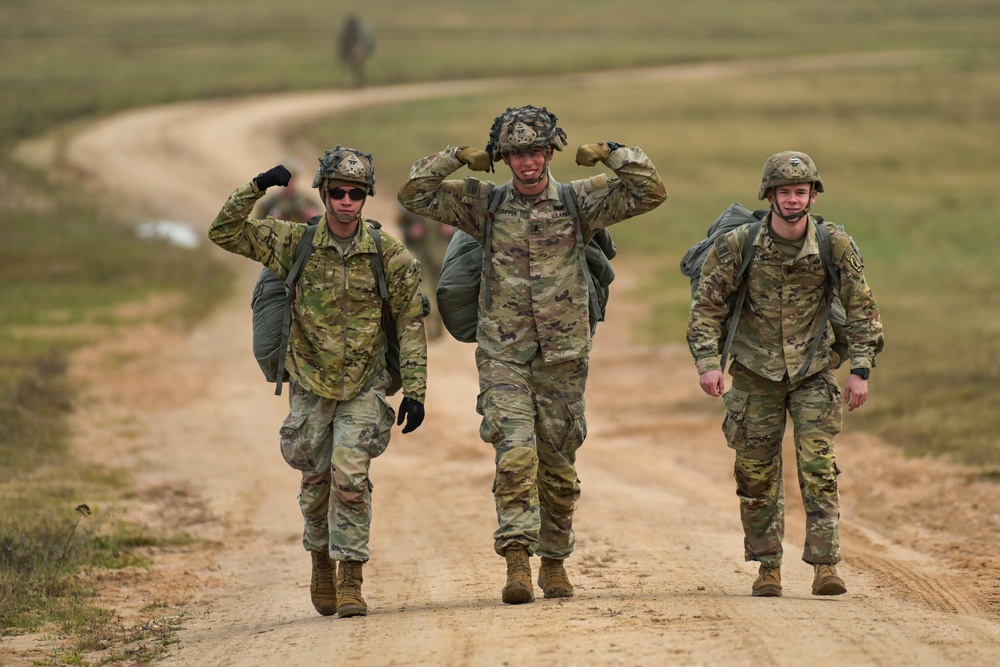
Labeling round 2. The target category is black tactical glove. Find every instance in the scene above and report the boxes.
[254,165,292,191]
[397,397,425,434]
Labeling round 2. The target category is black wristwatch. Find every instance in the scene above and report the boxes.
[605,141,624,152]
[850,368,870,380]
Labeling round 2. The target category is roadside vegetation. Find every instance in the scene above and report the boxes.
[2,0,998,661]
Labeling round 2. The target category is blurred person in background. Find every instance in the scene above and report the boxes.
[254,158,321,223]
[396,205,454,339]
[337,14,375,89]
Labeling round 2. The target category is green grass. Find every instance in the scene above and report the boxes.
[1,0,1000,657]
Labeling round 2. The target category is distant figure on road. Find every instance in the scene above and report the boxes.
[687,151,884,599]
[337,14,375,89]
[253,159,321,223]
[396,206,454,339]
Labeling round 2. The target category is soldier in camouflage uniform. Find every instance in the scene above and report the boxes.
[687,151,883,598]
[253,159,322,223]
[398,105,667,604]
[209,146,428,618]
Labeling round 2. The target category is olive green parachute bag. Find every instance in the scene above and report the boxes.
[250,217,405,396]
[436,180,617,343]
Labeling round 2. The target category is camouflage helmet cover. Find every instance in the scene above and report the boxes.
[758,151,825,200]
[312,145,376,195]
[486,105,568,171]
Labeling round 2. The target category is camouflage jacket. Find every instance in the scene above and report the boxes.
[397,147,667,364]
[687,216,883,381]
[209,182,427,402]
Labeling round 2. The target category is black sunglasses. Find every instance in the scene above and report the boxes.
[328,187,367,201]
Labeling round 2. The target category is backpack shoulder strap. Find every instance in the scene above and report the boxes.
[481,182,508,309]
[795,218,838,378]
[367,223,389,301]
[719,219,764,375]
[274,223,318,395]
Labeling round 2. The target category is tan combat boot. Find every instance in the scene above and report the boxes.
[812,564,847,596]
[336,561,368,617]
[309,550,338,616]
[538,557,574,599]
[751,563,782,597]
[501,545,534,604]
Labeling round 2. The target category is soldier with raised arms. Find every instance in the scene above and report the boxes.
[398,106,667,604]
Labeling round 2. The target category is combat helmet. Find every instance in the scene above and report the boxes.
[312,146,376,195]
[758,151,824,200]
[485,105,568,172]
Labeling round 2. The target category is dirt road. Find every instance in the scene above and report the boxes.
[10,61,1000,666]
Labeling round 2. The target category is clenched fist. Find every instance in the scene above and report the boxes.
[575,143,612,167]
[254,165,292,190]
[455,146,491,172]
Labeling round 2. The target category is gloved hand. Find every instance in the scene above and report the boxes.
[455,146,491,172]
[575,143,612,167]
[397,397,425,434]
[254,165,292,190]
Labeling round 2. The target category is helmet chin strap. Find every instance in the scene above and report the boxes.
[514,166,549,188]
[770,202,811,223]
[324,197,362,226]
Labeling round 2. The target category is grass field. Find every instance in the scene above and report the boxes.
[2,0,999,655]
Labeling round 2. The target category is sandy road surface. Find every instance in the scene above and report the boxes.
[8,58,1000,666]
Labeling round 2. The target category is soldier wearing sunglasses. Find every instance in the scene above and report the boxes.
[209,146,427,618]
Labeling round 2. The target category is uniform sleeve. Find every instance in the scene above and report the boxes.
[397,149,492,241]
[686,232,743,374]
[834,237,884,370]
[575,146,668,238]
[208,181,299,278]
[385,242,428,403]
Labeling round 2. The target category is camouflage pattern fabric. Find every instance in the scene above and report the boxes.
[280,379,395,562]
[209,181,427,403]
[687,216,882,380]
[723,362,843,566]
[476,349,588,558]
[398,146,667,365]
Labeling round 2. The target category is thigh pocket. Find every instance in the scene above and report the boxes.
[561,397,587,455]
[279,412,317,471]
[367,393,395,459]
[722,388,751,452]
[476,384,504,445]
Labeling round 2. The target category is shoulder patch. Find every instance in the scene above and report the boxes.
[714,235,732,259]
[847,247,864,273]
[581,173,609,194]
[463,176,482,198]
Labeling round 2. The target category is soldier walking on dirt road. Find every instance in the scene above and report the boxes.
[209,147,427,618]
[687,151,884,598]
[398,105,667,604]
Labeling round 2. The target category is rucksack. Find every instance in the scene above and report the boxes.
[436,180,617,343]
[679,203,851,378]
[250,216,404,396]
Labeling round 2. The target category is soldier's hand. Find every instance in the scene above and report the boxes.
[699,370,725,397]
[844,374,869,412]
[254,165,292,191]
[455,146,491,172]
[575,143,612,167]
[397,397,425,434]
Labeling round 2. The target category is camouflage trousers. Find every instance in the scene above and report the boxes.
[722,363,844,567]
[279,378,395,562]
[475,349,588,559]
